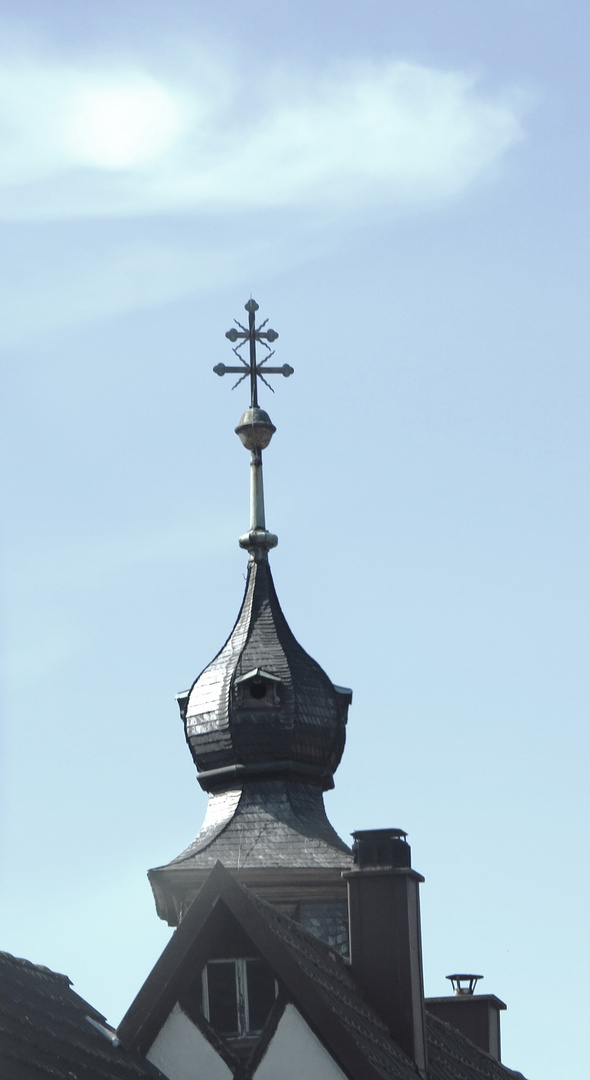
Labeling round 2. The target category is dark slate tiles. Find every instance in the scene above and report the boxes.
[0,952,163,1080]
[426,1013,528,1080]
[246,889,530,1080]
[242,886,422,1080]
[183,558,347,780]
[164,780,352,869]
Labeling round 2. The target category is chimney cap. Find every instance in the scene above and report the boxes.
[351,828,411,869]
[351,828,407,842]
[446,974,483,996]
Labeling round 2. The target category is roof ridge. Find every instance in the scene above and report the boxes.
[0,950,71,984]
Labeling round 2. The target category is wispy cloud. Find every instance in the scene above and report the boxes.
[0,232,276,345]
[0,42,528,342]
[0,47,525,220]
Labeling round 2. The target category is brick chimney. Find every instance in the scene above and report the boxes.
[426,974,506,1060]
[343,829,427,1076]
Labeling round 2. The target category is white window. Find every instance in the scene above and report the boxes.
[202,958,278,1037]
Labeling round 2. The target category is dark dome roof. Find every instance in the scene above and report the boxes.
[183,559,350,791]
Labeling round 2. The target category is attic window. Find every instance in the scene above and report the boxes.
[249,679,267,700]
[234,668,281,709]
[202,958,277,1038]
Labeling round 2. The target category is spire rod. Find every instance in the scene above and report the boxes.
[213,299,294,560]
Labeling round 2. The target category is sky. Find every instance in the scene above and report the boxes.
[1,2,589,1078]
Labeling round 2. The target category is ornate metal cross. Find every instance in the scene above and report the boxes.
[213,298,294,407]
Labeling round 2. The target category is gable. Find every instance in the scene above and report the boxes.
[120,890,281,1073]
[252,1004,348,1080]
[119,892,263,1053]
[119,864,529,1080]
[119,864,418,1080]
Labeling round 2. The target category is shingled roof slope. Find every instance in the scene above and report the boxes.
[244,880,530,1080]
[426,1012,528,1080]
[0,951,164,1080]
[158,780,351,870]
[242,882,422,1080]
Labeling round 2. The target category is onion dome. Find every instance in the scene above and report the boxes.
[180,558,351,792]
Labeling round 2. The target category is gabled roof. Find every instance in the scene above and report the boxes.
[119,862,418,1080]
[119,864,529,1080]
[0,951,165,1080]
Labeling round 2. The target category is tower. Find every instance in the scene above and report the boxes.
[149,300,353,950]
[117,300,529,1080]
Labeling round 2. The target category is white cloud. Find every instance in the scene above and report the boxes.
[0,49,525,220]
[61,77,191,170]
[0,64,193,182]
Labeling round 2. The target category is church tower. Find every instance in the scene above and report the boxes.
[149,300,353,950]
[118,301,525,1080]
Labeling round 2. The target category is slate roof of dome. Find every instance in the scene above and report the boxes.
[183,557,350,792]
[159,781,352,870]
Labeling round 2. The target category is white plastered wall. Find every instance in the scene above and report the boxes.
[253,1003,347,1080]
[146,1002,232,1080]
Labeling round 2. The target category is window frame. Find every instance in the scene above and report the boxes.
[201,957,278,1038]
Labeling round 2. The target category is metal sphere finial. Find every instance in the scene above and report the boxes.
[235,407,277,451]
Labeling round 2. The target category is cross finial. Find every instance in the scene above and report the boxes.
[213,299,294,406]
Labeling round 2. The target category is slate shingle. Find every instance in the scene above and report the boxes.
[0,952,164,1080]
[164,779,351,869]
[183,558,349,785]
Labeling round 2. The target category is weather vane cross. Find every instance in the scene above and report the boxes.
[213,298,294,407]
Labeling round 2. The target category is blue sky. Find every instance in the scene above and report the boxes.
[1,4,589,1079]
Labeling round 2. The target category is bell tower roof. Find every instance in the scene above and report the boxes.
[181,556,350,793]
[150,299,353,928]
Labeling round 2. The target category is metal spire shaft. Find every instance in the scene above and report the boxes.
[214,299,294,559]
[250,449,266,532]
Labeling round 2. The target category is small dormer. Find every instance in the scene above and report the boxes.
[234,668,282,709]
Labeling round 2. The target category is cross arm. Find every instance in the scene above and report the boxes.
[213,363,293,378]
